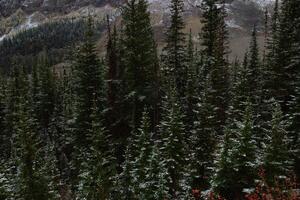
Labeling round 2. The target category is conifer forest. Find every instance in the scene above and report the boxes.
[0,0,299,199]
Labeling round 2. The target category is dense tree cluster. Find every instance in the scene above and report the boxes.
[0,18,103,73]
[0,0,299,199]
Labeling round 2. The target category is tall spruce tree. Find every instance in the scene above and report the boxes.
[230,102,258,198]
[49,77,73,198]
[72,15,105,169]
[185,30,198,131]
[131,109,154,199]
[190,74,217,189]
[0,74,7,158]
[288,0,300,179]
[213,102,258,199]
[264,101,293,184]
[36,51,55,141]
[147,143,169,200]
[77,102,116,200]
[246,25,261,105]
[158,88,190,199]
[161,0,187,98]
[3,65,27,160]
[212,127,235,199]
[122,0,159,129]
[268,0,300,112]
[200,0,230,135]
[265,0,281,100]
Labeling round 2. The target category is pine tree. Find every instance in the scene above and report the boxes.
[264,101,293,184]
[3,65,28,160]
[122,0,159,128]
[0,158,15,200]
[72,15,106,179]
[131,110,152,197]
[73,14,105,145]
[227,54,248,123]
[36,51,55,141]
[246,25,261,105]
[106,17,123,141]
[161,0,187,97]
[106,16,119,114]
[49,77,73,198]
[213,102,258,199]
[265,0,280,101]
[212,127,235,199]
[77,103,116,200]
[267,0,300,112]
[11,67,57,200]
[200,0,230,135]
[158,88,190,198]
[0,74,7,159]
[265,0,300,178]
[185,30,198,130]
[147,143,169,200]
[246,26,266,148]
[116,143,137,200]
[231,102,258,197]
[190,74,217,189]
[288,0,300,179]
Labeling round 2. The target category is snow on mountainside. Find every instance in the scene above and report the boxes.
[0,0,275,37]
[0,0,275,58]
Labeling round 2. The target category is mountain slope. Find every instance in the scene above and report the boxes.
[0,0,275,59]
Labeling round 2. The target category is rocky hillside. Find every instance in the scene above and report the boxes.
[0,0,275,58]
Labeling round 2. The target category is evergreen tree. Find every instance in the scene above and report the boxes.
[3,65,28,160]
[73,15,105,146]
[106,17,123,141]
[265,0,280,101]
[0,74,7,158]
[288,0,300,179]
[162,0,187,98]
[227,54,248,123]
[12,67,57,200]
[116,143,136,200]
[200,0,230,135]
[264,101,293,184]
[213,102,258,199]
[158,88,190,199]
[147,143,169,200]
[77,103,116,200]
[72,15,106,179]
[246,25,261,105]
[185,30,198,130]
[212,127,235,199]
[231,102,258,197]
[0,159,15,200]
[267,0,300,112]
[246,26,266,147]
[190,74,217,189]
[36,51,55,141]
[130,109,155,199]
[49,77,73,197]
[122,0,159,128]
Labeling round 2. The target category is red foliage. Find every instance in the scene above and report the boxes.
[245,169,299,200]
[192,189,201,199]
[194,169,299,200]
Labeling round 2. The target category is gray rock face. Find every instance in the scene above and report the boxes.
[0,0,123,17]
